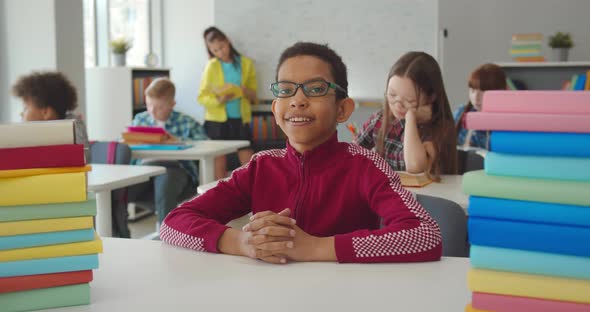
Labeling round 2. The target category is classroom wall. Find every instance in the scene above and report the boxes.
[0,0,85,123]
[440,0,590,109]
[215,0,438,101]
[0,2,7,123]
[162,0,214,122]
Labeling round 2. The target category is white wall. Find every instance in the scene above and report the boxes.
[0,0,85,123]
[55,0,86,118]
[162,0,214,122]
[440,0,590,108]
[215,0,438,101]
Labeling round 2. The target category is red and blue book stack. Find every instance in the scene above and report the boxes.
[0,120,103,311]
[462,91,590,311]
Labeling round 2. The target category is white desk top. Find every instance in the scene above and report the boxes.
[130,140,250,160]
[87,164,166,192]
[52,238,471,311]
[198,174,468,209]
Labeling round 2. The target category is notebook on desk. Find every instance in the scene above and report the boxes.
[396,171,433,188]
[129,143,193,151]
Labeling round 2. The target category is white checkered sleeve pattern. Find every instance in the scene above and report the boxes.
[160,222,205,252]
[347,144,442,258]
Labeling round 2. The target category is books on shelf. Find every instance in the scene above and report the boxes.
[510,33,544,62]
[395,171,433,187]
[251,114,286,143]
[0,120,75,149]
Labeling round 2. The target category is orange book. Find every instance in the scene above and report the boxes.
[514,56,545,62]
[396,171,433,187]
[0,270,93,293]
[121,131,170,143]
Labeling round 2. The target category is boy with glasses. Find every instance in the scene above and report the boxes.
[161,42,442,264]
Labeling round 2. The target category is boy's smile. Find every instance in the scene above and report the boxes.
[272,55,353,153]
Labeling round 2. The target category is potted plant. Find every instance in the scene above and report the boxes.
[548,32,573,62]
[110,38,132,66]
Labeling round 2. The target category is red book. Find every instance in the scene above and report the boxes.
[0,270,93,293]
[0,144,85,170]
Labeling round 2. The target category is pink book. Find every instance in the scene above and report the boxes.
[465,112,590,133]
[473,292,590,312]
[482,91,590,114]
[126,126,167,134]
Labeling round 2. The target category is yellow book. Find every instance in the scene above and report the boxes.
[468,268,590,304]
[0,216,93,236]
[0,234,102,262]
[0,165,91,179]
[464,304,486,312]
[0,172,86,206]
[396,171,433,187]
[212,83,243,99]
[585,70,590,91]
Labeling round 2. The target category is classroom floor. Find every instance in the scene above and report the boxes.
[128,214,158,239]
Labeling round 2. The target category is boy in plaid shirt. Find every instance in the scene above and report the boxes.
[130,78,208,226]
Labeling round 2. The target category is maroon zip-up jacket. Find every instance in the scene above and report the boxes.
[161,133,442,263]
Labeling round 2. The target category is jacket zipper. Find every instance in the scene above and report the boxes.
[294,155,305,221]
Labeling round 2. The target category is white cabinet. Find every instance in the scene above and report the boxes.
[85,67,170,141]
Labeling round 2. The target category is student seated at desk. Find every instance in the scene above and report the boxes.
[453,63,506,149]
[161,42,442,264]
[12,71,90,161]
[129,78,208,226]
[354,52,457,181]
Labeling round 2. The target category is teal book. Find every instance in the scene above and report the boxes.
[0,254,99,277]
[0,229,95,250]
[129,143,192,150]
[0,199,96,222]
[0,283,90,312]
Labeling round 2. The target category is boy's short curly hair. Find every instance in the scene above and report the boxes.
[12,71,78,119]
[145,77,176,101]
[275,42,348,100]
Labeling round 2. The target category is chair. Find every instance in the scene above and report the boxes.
[90,141,133,238]
[458,149,485,174]
[416,194,469,257]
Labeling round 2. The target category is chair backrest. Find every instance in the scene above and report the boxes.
[416,194,469,257]
[457,150,485,174]
[90,141,132,165]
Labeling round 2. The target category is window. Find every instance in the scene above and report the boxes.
[109,0,150,66]
[83,0,154,67]
[83,0,97,67]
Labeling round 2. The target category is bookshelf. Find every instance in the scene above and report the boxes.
[497,62,590,90]
[250,100,286,151]
[85,67,170,141]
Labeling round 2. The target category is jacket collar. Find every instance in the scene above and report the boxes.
[286,132,341,169]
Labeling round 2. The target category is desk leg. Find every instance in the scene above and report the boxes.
[95,191,113,237]
[200,156,215,184]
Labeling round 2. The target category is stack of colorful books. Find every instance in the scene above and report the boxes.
[0,120,103,311]
[462,91,590,312]
[510,33,545,62]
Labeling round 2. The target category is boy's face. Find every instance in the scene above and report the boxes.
[207,39,232,63]
[146,96,175,122]
[272,55,353,153]
[20,98,56,121]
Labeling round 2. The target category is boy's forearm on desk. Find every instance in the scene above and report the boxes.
[218,228,245,256]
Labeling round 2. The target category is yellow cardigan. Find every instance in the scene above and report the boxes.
[198,56,257,124]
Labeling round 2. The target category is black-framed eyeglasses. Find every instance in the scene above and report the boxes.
[270,79,347,98]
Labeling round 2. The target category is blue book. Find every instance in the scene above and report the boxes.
[129,143,193,150]
[468,196,590,227]
[0,229,95,250]
[470,245,590,279]
[0,254,99,277]
[574,74,587,91]
[469,217,590,257]
[485,152,590,181]
[490,131,590,157]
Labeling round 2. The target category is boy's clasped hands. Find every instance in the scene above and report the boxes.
[238,208,329,264]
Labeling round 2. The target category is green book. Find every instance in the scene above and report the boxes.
[0,199,96,222]
[463,170,590,206]
[0,283,90,311]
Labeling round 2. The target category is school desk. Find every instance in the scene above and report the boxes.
[48,237,471,311]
